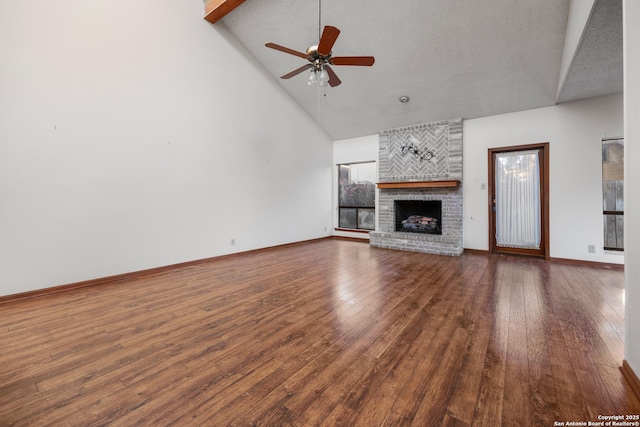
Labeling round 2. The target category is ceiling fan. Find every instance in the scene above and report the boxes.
[265,25,375,87]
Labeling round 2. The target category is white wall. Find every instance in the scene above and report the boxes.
[624,0,640,378]
[0,0,333,297]
[332,135,378,239]
[463,94,624,263]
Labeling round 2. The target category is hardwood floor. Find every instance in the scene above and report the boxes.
[0,238,638,426]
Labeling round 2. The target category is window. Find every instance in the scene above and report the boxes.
[338,162,376,230]
[602,138,624,251]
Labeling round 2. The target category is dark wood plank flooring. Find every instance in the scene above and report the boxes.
[0,238,638,426]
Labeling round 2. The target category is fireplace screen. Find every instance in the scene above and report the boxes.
[395,200,442,234]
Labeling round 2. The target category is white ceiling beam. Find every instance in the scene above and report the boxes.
[556,0,598,102]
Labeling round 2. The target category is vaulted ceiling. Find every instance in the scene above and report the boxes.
[206,0,622,140]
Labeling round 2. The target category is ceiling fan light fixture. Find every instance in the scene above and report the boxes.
[307,66,330,87]
[318,68,329,86]
[308,70,318,85]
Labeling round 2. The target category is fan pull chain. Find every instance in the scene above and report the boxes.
[318,0,321,41]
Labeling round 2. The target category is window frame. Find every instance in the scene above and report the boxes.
[602,137,624,252]
[336,161,377,232]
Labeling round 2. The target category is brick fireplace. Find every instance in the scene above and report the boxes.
[369,119,463,256]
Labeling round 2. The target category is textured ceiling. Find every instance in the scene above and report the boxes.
[219,0,623,140]
[557,0,623,103]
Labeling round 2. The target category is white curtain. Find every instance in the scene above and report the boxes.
[495,150,541,249]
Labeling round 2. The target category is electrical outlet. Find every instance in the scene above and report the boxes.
[588,244,596,253]
[231,238,236,246]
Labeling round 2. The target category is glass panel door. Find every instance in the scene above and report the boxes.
[489,143,549,259]
[494,150,541,249]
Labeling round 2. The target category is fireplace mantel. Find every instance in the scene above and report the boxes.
[377,180,460,189]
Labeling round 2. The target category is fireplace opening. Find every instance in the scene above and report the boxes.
[395,200,442,234]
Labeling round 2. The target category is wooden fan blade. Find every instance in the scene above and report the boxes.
[281,64,312,79]
[317,26,340,56]
[331,56,375,66]
[265,43,308,59]
[325,65,342,87]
